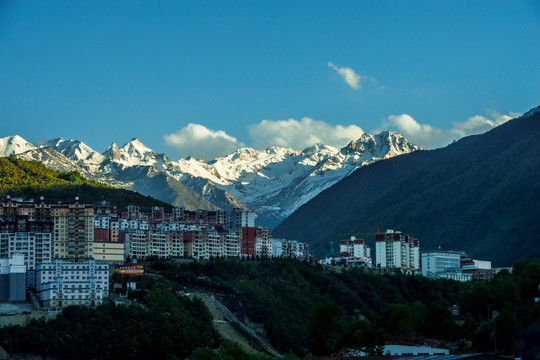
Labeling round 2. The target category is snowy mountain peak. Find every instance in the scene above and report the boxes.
[0,135,37,156]
[1,130,422,228]
[121,138,154,157]
[302,143,337,155]
[373,130,421,157]
[103,142,122,160]
[45,138,103,163]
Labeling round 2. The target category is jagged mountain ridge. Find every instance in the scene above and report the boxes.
[0,131,420,226]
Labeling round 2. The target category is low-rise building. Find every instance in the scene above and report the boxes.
[421,250,461,277]
[0,254,26,301]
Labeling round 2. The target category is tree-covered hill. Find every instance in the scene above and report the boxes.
[1,258,539,358]
[0,157,172,209]
[274,108,540,266]
[152,257,540,357]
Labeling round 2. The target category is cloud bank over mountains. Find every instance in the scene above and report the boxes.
[164,123,245,160]
[249,118,364,150]
[164,111,519,160]
[385,110,519,149]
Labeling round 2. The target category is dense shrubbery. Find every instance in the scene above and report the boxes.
[154,257,540,357]
[0,287,218,359]
[1,258,538,358]
[154,257,464,355]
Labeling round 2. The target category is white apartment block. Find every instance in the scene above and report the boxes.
[375,230,420,272]
[421,250,461,277]
[125,230,150,259]
[340,236,371,259]
[275,239,310,260]
[36,259,109,308]
[150,232,170,258]
[208,231,221,258]
[223,233,240,257]
[169,232,184,257]
[0,231,52,270]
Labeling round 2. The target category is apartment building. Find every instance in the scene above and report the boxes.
[375,229,420,273]
[279,240,310,260]
[50,198,94,261]
[340,236,371,259]
[0,215,53,270]
[255,226,272,257]
[228,209,256,256]
[36,259,109,308]
[421,250,461,277]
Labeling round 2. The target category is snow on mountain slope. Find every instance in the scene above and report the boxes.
[2,131,420,226]
[171,131,420,226]
[0,135,37,156]
[16,146,82,173]
[45,138,105,167]
[107,138,173,168]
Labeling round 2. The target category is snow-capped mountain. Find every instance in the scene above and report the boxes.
[0,132,420,227]
[0,135,37,156]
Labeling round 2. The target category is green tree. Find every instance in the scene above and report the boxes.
[307,303,344,356]
[375,303,412,337]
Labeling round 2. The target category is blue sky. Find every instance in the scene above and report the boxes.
[1,1,539,160]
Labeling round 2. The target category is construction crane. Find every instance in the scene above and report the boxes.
[338,227,381,239]
[338,226,381,237]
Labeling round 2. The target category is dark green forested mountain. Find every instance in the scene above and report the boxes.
[274,107,540,266]
[0,157,172,209]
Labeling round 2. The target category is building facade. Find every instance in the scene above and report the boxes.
[36,259,109,308]
[0,254,26,301]
[375,230,420,273]
[421,250,461,277]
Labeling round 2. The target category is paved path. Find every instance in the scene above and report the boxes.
[192,292,282,357]
[192,292,260,354]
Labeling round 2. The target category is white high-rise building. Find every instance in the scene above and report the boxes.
[375,230,420,273]
[340,236,371,258]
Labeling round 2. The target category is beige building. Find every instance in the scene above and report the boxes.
[51,199,94,261]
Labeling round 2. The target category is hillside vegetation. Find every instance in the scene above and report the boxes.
[0,157,172,209]
[155,258,540,356]
[1,258,538,358]
[274,109,540,266]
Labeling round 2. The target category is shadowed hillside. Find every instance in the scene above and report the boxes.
[274,107,540,266]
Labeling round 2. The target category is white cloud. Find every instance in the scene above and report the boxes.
[249,117,364,150]
[328,62,364,90]
[164,124,244,160]
[385,111,519,149]
[450,111,517,138]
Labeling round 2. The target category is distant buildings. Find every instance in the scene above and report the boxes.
[338,236,372,267]
[0,196,309,306]
[375,229,420,273]
[421,250,461,277]
[421,249,494,282]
